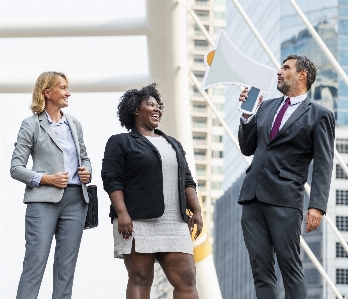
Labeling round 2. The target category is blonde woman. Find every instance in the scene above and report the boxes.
[10,72,92,299]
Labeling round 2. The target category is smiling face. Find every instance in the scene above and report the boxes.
[134,96,163,131]
[44,76,71,110]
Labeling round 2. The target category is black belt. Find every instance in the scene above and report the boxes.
[66,184,82,188]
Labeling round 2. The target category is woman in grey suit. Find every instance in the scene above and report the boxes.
[10,71,92,299]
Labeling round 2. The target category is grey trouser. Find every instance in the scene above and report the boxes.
[17,187,87,299]
[241,199,307,299]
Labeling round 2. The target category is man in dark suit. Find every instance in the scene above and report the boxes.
[238,55,335,298]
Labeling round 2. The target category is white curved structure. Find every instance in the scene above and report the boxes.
[0,17,148,38]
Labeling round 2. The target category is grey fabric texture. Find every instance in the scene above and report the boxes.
[16,187,87,299]
[10,113,92,203]
[241,200,307,299]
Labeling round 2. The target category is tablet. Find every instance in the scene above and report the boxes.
[238,87,261,115]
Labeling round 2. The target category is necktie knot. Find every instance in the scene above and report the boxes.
[270,97,291,140]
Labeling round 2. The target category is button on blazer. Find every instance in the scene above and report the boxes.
[101,128,196,222]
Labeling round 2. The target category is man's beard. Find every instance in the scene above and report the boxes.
[277,80,290,95]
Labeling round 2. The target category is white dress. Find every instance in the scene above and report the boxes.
[113,135,193,257]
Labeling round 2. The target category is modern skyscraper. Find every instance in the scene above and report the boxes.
[188,0,226,238]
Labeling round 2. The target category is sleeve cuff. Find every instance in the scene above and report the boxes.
[240,114,255,124]
[105,182,125,195]
[31,173,43,187]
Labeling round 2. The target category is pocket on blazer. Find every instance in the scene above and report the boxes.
[294,121,312,131]
[292,122,312,142]
[279,169,303,185]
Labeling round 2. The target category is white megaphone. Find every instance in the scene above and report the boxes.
[201,30,277,95]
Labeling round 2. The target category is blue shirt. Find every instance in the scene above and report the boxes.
[31,111,80,187]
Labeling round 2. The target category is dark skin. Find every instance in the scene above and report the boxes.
[109,96,202,299]
[239,59,322,233]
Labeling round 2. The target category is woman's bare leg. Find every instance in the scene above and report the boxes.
[123,241,156,299]
[157,252,198,299]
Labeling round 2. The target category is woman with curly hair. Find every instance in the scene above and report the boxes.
[101,83,202,299]
[11,71,92,299]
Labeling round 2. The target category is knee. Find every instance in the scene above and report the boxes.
[129,270,154,287]
[23,250,49,269]
[183,269,196,288]
[172,267,196,289]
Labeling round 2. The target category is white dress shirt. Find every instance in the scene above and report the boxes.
[241,93,307,130]
[31,111,80,187]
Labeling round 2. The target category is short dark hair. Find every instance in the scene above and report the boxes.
[117,83,163,130]
[283,55,317,91]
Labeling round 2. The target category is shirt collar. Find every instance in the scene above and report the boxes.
[284,93,307,106]
[45,111,68,125]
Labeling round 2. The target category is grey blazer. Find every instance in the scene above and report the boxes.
[10,112,92,203]
[238,97,335,212]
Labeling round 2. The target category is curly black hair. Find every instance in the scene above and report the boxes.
[117,83,163,130]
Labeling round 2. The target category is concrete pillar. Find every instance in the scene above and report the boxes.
[146,1,222,298]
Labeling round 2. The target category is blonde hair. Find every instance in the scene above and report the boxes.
[30,71,68,114]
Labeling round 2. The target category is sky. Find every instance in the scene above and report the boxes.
[0,1,149,298]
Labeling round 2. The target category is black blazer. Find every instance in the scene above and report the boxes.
[101,128,196,222]
[238,97,335,212]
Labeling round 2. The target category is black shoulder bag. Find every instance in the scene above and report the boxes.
[84,185,99,229]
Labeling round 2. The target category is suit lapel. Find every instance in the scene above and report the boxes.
[66,115,81,161]
[130,129,162,160]
[270,97,311,143]
[130,129,181,163]
[38,113,63,151]
[132,133,157,151]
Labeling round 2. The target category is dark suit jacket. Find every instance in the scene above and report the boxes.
[238,97,335,212]
[101,128,196,222]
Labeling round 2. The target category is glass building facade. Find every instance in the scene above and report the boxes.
[280,0,348,126]
[213,173,256,299]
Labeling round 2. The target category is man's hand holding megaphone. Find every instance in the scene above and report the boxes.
[239,87,263,120]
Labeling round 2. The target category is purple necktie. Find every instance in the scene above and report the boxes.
[270,97,291,140]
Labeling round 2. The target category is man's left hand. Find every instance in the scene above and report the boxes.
[305,208,323,233]
[78,166,91,184]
